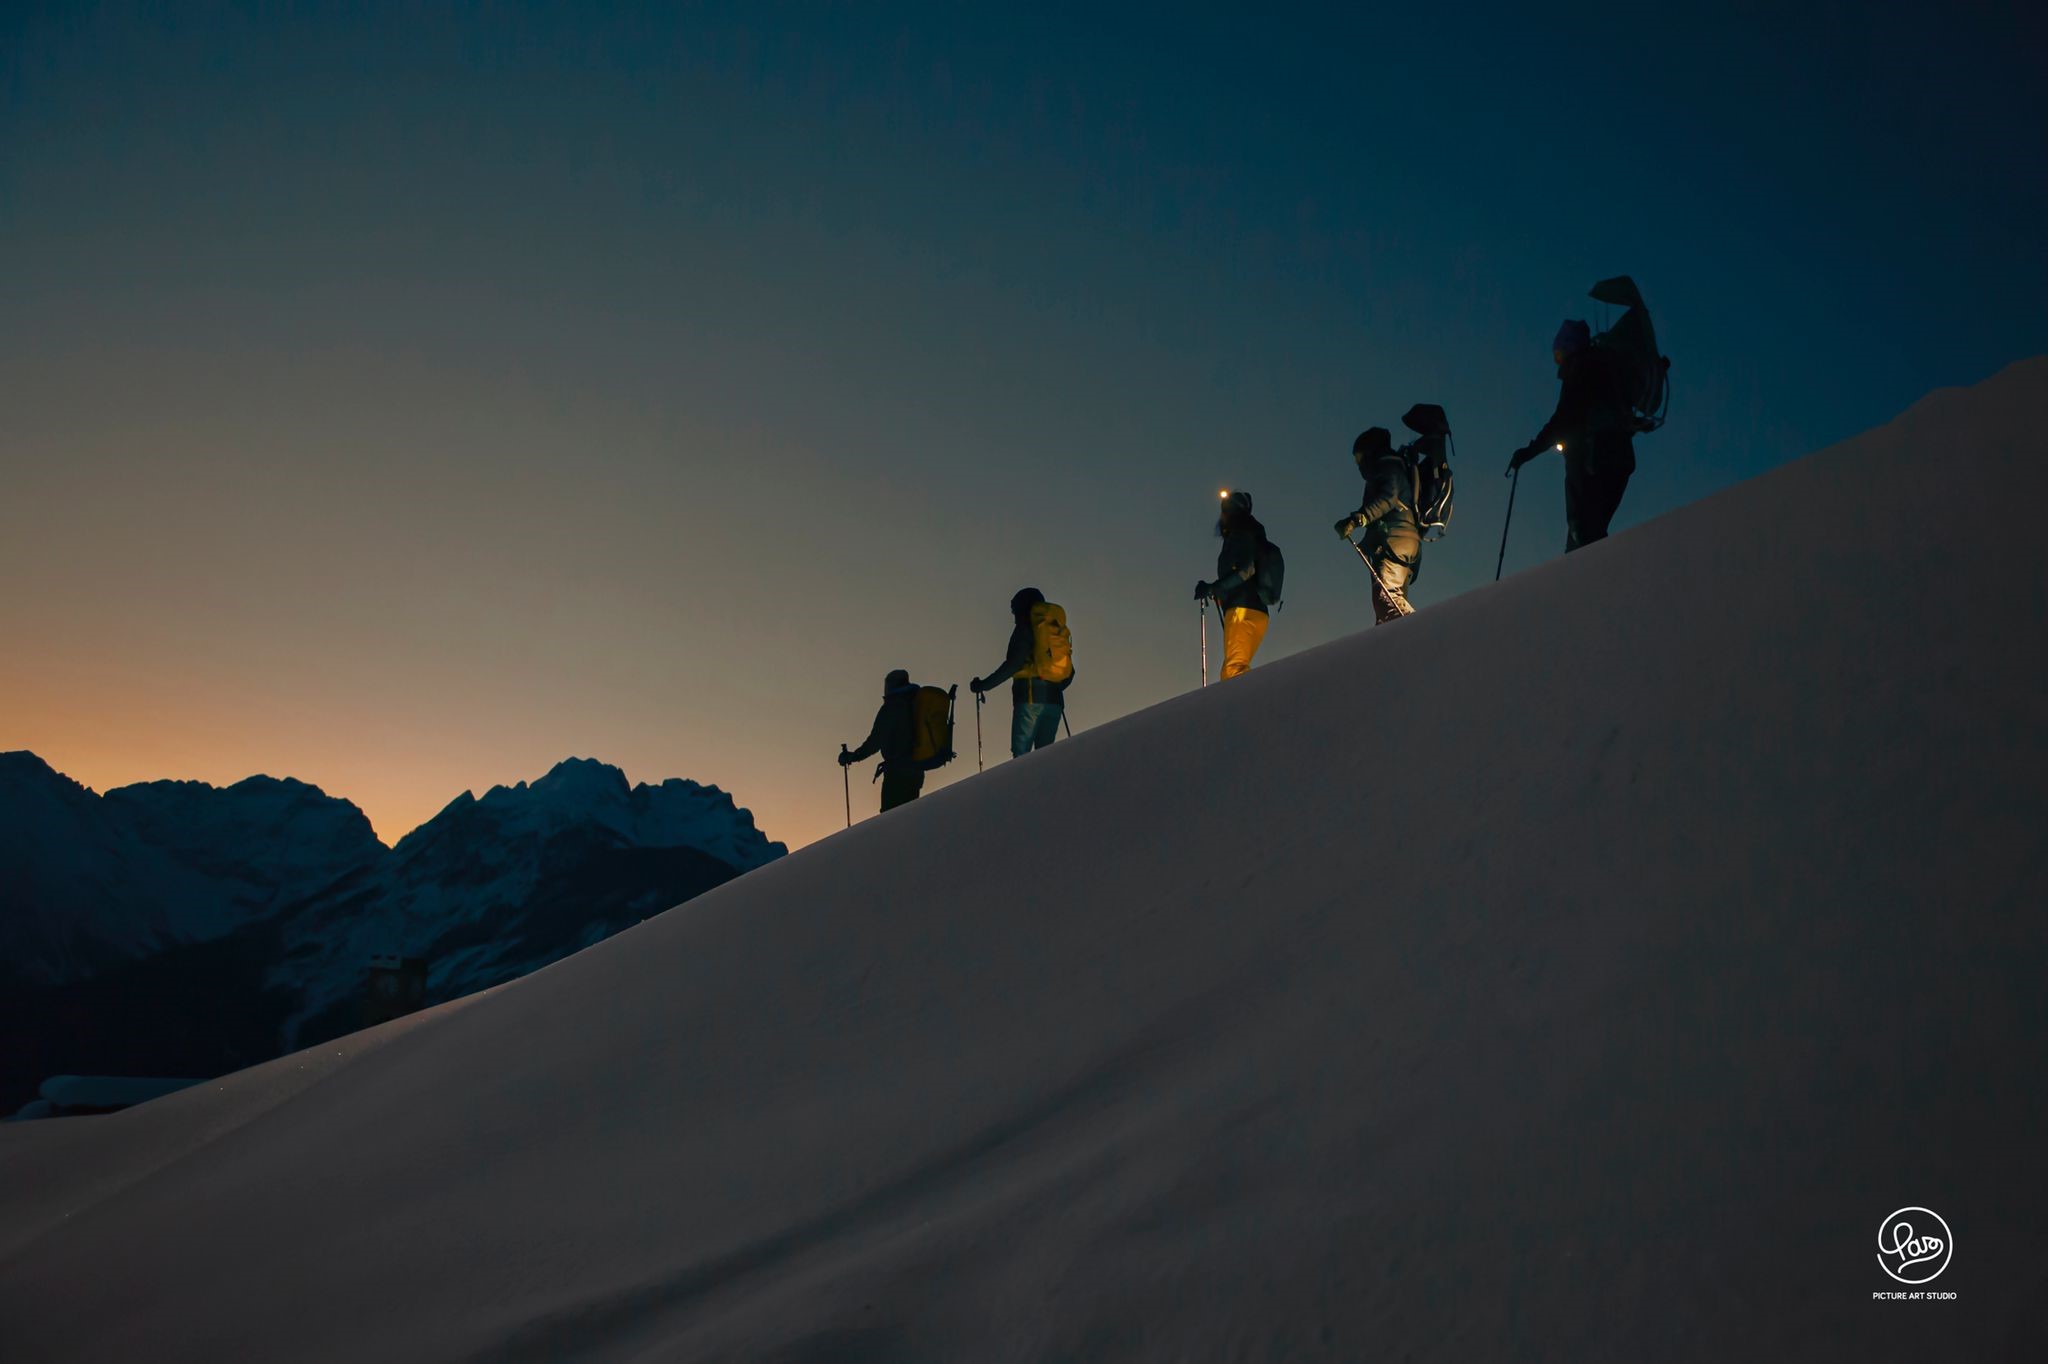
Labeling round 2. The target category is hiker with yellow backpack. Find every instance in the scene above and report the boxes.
[838,669,957,816]
[970,587,1074,759]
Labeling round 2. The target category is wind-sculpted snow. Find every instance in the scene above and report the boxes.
[2,361,2044,1359]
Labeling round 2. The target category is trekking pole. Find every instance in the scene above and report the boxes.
[1496,464,1520,581]
[1200,602,1208,687]
[1061,710,1073,739]
[975,692,984,772]
[1348,536,1415,619]
[1208,598,1235,673]
[839,746,851,828]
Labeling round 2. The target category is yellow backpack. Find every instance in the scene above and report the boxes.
[1026,602,1073,683]
[908,685,957,770]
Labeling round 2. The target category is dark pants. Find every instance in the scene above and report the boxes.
[1564,441,1634,551]
[879,768,924,812]
[1011,701,1062,758]
[1364,514,1420,622]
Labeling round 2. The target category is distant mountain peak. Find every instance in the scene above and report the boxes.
[413,758,783,870]
[541,754,626,781]
[0,749,91,798]
[491,753,626,806]
[4,752,784,1012]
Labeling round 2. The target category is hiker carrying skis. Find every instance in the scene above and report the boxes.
[1509,319,1638,551]
[1336,426,1422,624]
[970,588,1074,758]
[839,669,925,812]
[1195,490,1276,678]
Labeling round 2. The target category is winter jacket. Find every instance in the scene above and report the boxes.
[1212,514,1270,616]
[846,684,921,767]
[979,617,1071,706]
[1343,451,1423,575]
[1531,347,1639,479]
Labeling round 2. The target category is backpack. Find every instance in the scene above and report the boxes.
[1401,403,1456,542]
[908,684,957,771]
[1028,602,1074,683]
[1588,275,1671,432]
[1255,539,1285,609]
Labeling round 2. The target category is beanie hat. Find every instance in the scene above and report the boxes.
[884,668,911,692]
[1010,587,1045,614]
[1223,489,1254,515]
[1352,427,1393,465]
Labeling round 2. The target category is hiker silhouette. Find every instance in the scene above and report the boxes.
[970,588,1073,758]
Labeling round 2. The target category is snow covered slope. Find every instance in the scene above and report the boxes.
[3,361,2044,1360]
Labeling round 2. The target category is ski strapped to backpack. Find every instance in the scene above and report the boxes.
[1400,402,1456,541]
[908,684,958,771]
[1018,602,1074,683]
[1588,275,1672,433]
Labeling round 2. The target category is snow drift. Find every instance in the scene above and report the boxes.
[2,361,2044,1360]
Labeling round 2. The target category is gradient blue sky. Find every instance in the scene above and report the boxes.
[5,2,2044,848]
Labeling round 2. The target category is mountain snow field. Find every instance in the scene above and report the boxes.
[1,361,2044,1359]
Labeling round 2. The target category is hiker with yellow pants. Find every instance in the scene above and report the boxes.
[1195,489,1282,680]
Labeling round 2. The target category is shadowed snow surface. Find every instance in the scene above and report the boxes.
[2,361,2045,1360]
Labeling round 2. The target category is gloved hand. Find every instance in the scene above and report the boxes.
[1507,442,1540,472]
[1193,580,1213,601]
[1334,516,1357,539]
[837,750,854,767]
[969,677,986,695]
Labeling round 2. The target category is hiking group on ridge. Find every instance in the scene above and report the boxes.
[837,275,1670,819]
[838,587,1075,817]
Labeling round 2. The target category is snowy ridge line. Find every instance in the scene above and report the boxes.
[0,358,2043,1359]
